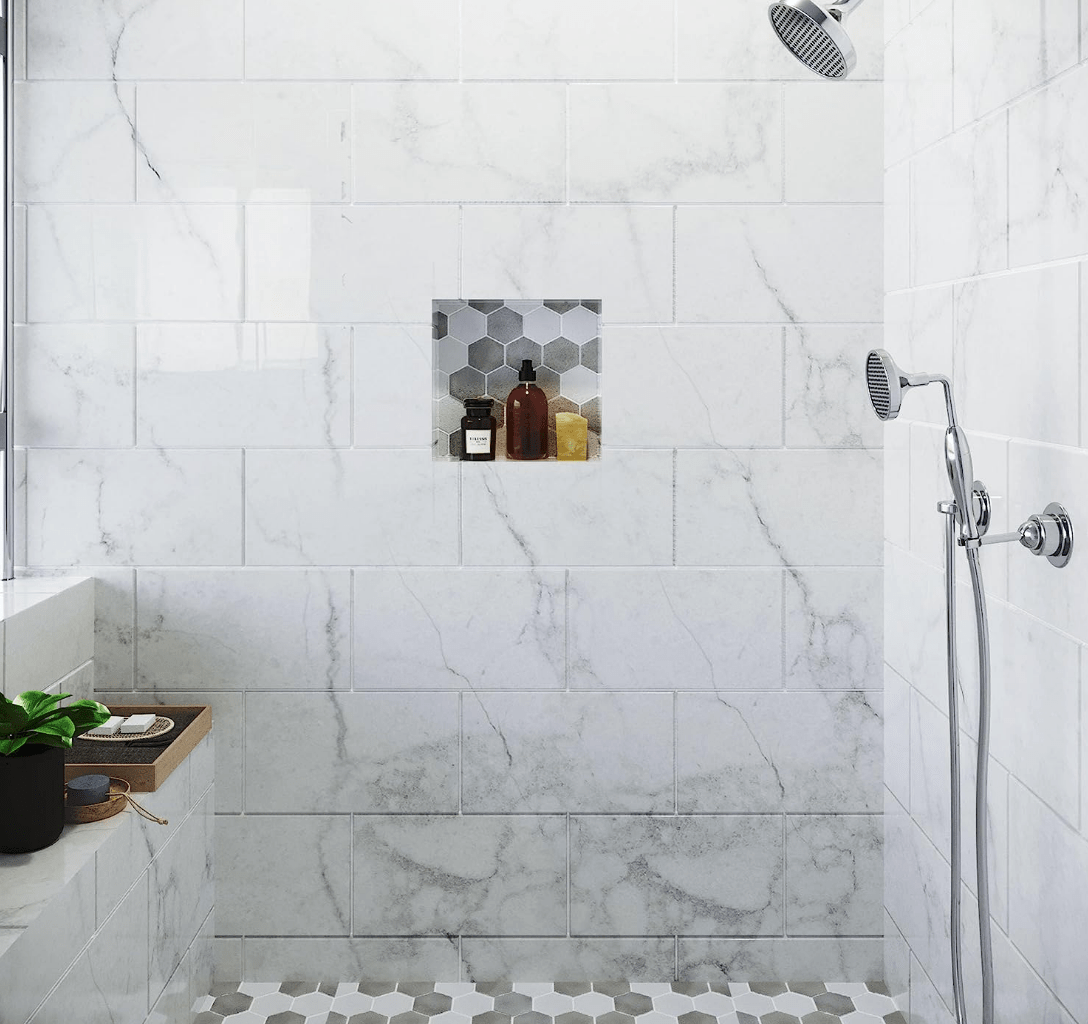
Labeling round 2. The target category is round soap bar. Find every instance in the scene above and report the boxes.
[66,774,111,806]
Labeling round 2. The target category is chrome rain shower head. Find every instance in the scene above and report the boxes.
[768,0,871,79]
[768,0,857,79]
[865,348,901,421]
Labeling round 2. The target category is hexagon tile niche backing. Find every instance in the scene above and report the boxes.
[433,300,602,460]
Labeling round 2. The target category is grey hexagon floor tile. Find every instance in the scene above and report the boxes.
[211,991,254,1015]
[813,993,855,1016]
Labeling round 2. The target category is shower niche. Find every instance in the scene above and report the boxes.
[432,299,602,462]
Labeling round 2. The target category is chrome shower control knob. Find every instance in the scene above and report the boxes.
[1018,503,1074,568]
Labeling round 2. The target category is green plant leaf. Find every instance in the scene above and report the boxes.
[0,734,30,755]
[0,701,29,736]
[33,717,76,740]
[60,701,112,736]
[14,691,65,725]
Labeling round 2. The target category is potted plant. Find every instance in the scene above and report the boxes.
[0,691,111,854]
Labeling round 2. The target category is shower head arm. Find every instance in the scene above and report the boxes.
[826,0,868,20]
[902,371,959,428]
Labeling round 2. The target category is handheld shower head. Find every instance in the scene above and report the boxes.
[768,0,865,79]
[865,348,981,543]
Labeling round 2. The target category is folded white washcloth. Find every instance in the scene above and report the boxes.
[87,715,125,736]
[119,714,158,735]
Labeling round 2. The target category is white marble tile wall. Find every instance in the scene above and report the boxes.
[20,0,885,984]
[884,2,1088,1019]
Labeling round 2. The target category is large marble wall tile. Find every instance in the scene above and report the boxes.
[27,205,243,322]
[218,815,351,936]
[244,937,461,982]
[677,938,884,982]
[1009,64,1088,266]
[137,323,351,448]
[786,815,882,936]
[784,568,883,690]
[908,955,955,1024]
[354,569,565,690]
[462,692,674,813]
[884,667,911,810]
[16,82,135,201]
[463,0,673,79]
[101,690,242,812]
[883,910,909,1007]
[461,939,676,983]
[136,82,350,202]
[884,1,953,165]
[985,926,1080,1024]
[883,422,910,552]
[461,206,673,324]
[354,84,565,203]
[245,0,458,80]
[31,873,149,1024]
[355,326,432,448]
[954,266,1080,447]
[3,577,93,694]
[1008,440,1088,645]
[27,0,242,79]
[675,206,883,323]
[784,325,883,448]
[988,602,1081,827]
[569,84,782,203]
[245,450,459,566]
[1009,781,1088,1023]
[883,544,946,711]
[677,0,883,80]
[570,815,784,936]
[884,163,910,293]
[0,858,96,1024]
[26,449,243,566]
[189,909,216,1015]
[460,452,672,567]
[676,691,882,813]
[606,325,783,448]
[245,692,459,813]
[353,816,567,936]
[912,115,1008,286]
[953,0,1078,126]
[675,450,883,567]
[569,569,783,690]
[784,84,883,203]
[246,205,459,323]
[136,570,350,691]
[149,791,215,1005]
[16,325,135,448]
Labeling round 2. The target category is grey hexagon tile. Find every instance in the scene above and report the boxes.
[438,339,469,374]
[764,1014,802,1024]
[469,300,504,314]
[212,991,254,1015]
[449,306,488,343]
[488,307,524,344]
[449,364,486,401]
[433,311,448,340]
[390,1011,428,1024]
[787,984,826,997]
[800,1013,839,1024]
[543,337,580,373]
[416,993,455,1015]
[598,1013,634,1024]
[554,985,592,997]
[561,306,598,345]
[580,338,599,372]
[581,300,602,313]
[614,993,653,1016]
[535,365,561,401]
[494,993,533,1016]
[347,1014,392,1024]
[511,1012,551,1024]
[267,1012,306,1024]
[473,1013,512,1024]
[813,993,855,1015]
[469,337,505,373]
[251,992,294,1016]
[559,365,597,405]
[193,1014,223,1024]
[544,300,579,313]
[555,1011,592,1024]
[523,306,562,343]
[504,336,543,371]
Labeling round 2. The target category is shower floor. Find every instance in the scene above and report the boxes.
[195,981,905,1024]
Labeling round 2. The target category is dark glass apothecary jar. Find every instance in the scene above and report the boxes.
[461,397,497,461]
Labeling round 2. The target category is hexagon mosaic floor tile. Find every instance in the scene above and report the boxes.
[433,299,602,460]
[194,981,907,1024]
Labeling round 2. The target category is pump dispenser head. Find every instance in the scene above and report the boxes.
[518,359,537,382]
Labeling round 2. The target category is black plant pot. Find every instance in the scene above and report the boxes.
[0,744,65,854]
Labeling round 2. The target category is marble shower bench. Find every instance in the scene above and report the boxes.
[0,577,215,1024]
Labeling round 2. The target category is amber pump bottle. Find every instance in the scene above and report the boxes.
[506,359,548,460]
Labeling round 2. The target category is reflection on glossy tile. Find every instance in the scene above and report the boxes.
[137,323,351,447]
[137,570,351,691]
[137,83,351,202]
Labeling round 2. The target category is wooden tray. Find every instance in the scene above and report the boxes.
[64,704,212,792]
[64,778,129,823]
